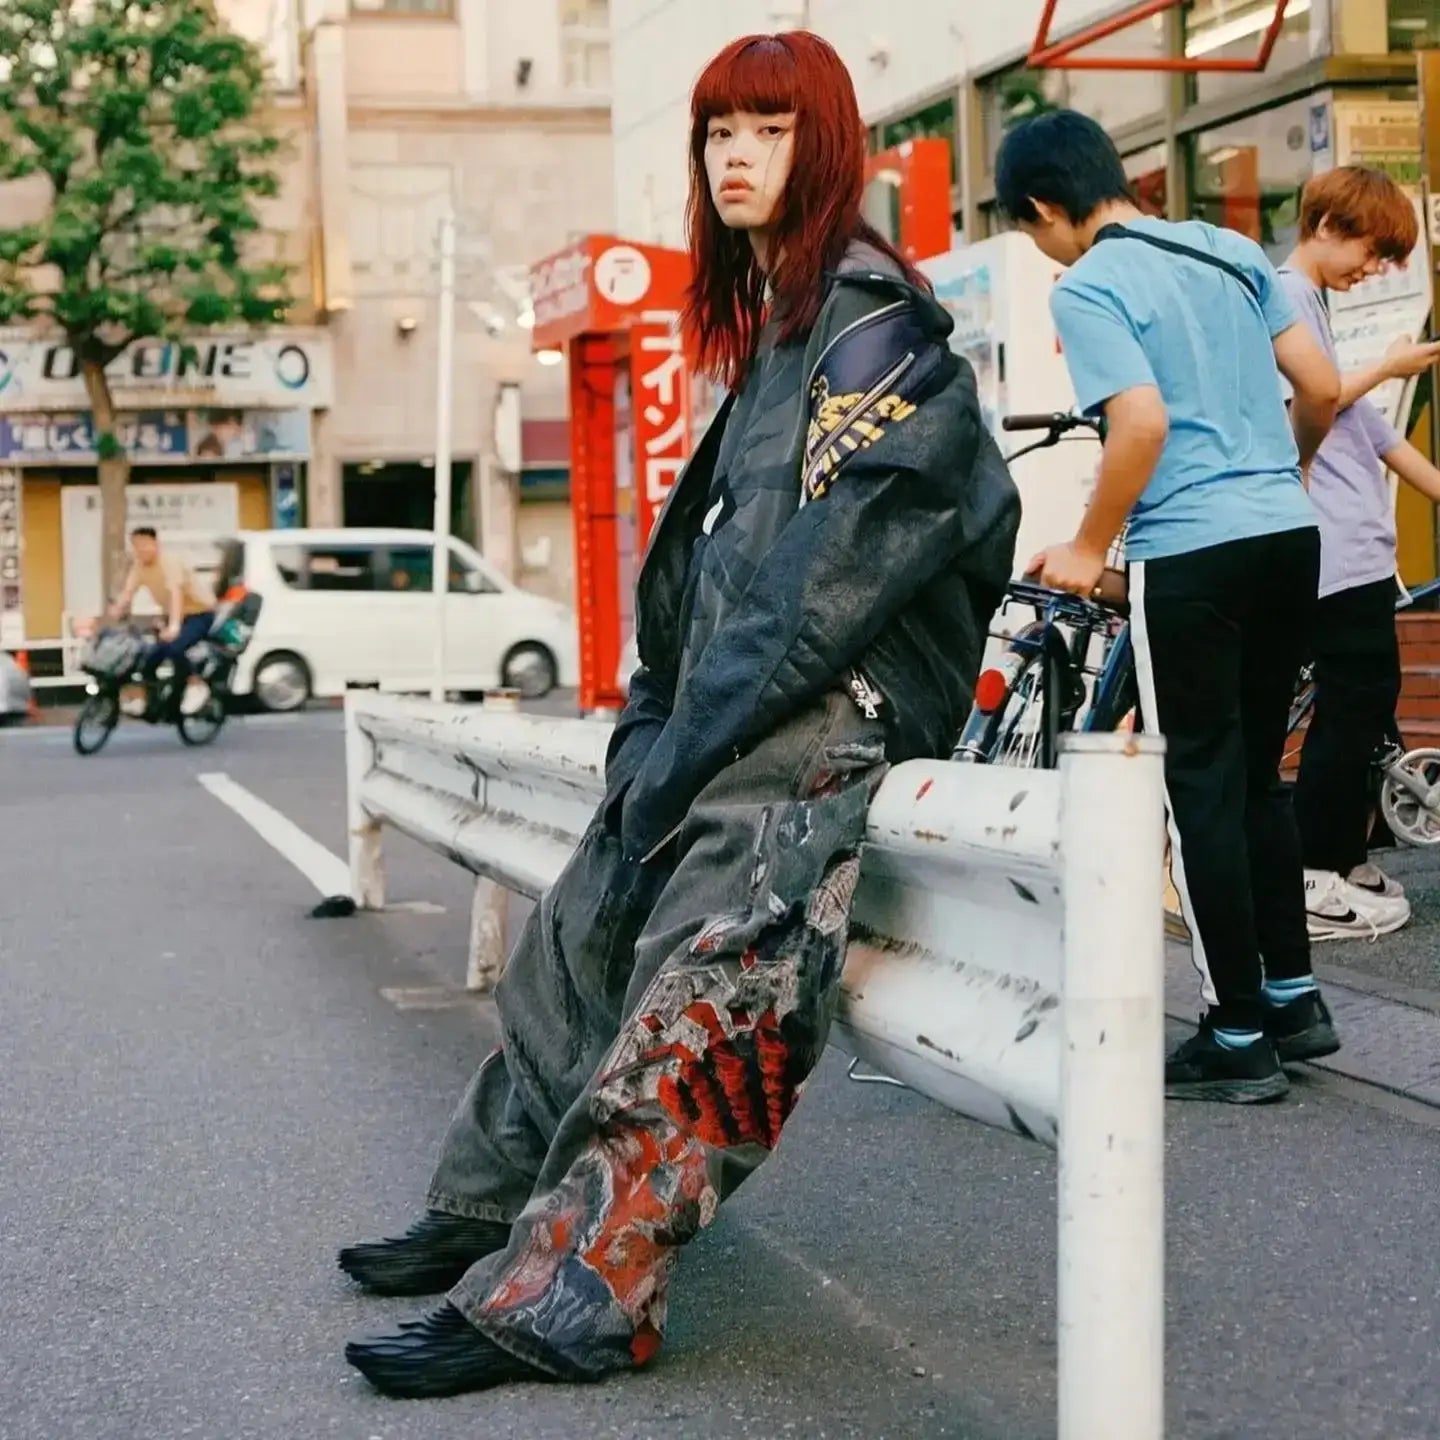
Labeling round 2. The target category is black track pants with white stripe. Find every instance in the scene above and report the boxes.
[1129,526,1319,1032]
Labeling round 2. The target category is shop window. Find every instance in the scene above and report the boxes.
[1389,0,1440,50]
[561,0,609,92]
[1185,0,1318,105]
[874,96,960,184]
[1125,144,1170,218]
[1188,97,1314,264]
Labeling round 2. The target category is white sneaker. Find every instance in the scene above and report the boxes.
[1304,869,1410,942]
[1347,861,1405,902]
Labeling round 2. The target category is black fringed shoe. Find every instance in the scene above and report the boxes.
[345,1301,545,1398]
[337,1211,510,1296]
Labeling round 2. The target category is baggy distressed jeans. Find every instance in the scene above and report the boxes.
[424,689,888,1379]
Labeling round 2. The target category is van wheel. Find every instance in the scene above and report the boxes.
[501,643,557,700]
[253,652,312,713]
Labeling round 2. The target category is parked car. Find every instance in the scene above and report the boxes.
[228,529,579,712]
[0,651,31,724]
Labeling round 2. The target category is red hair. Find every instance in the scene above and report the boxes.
[1299,165,1419,262]
[683,31,927,390]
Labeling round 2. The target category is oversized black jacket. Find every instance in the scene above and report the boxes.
[607,242,1021,860]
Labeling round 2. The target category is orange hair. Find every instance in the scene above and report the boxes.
[1299,165,1418,262]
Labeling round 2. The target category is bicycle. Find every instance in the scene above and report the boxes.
[954,412,1132,768]
[72,596,262,756]
[962,418,1440,851]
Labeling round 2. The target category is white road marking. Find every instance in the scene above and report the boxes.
[197,771,350,898]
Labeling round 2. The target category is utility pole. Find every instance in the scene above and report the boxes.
[430,209,457,702]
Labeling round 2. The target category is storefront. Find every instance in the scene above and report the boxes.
[859,0,1439,577]
[0,328,332,656]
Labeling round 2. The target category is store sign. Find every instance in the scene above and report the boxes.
[630,310,692,546]
[0,408,310,464]
[0,329,334,411]
[0,468,22,646]
[529,235,693,352]
[0,412,188,463]
[530,242,595,338]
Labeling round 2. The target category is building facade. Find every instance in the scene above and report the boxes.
[1,0,614,659]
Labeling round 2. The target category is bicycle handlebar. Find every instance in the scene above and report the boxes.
[1001,412,1100,435]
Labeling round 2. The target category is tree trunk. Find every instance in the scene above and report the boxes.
[80,358,130,606]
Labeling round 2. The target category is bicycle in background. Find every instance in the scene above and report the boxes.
[958,414,1440,849]
[72,594,263,756]
[954,412,1132,769]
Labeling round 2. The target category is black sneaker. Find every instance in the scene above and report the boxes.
[1165,1021,1289,1104]
[1265,989,1340,1063]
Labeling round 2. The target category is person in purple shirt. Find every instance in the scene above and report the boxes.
[1280,165,1440,941]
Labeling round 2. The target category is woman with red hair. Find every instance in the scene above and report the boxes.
[343,31,1018,1398]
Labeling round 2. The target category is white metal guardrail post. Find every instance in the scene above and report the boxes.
[345,693,385,910]
[1057,732,1166,1440]
[466,880,509,992]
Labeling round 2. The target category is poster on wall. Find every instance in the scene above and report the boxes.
[1328,100,1433,430]
[191,408,309,459]
[928,262,1000,438]
[0,409,308,464]
[0,411,189,462]
[60,482,239,621]
[0,467,22,647]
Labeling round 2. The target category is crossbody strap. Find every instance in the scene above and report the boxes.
[1094,222,1261,306]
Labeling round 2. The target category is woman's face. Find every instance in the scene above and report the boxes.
[704,109,796,233]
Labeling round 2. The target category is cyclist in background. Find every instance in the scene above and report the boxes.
[1279,166,1440,940]
[996,109,1341,1104]
[106,525,215,721]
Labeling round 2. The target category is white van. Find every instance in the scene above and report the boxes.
[230,528,578,711]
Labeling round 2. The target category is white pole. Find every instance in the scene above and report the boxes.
[431,209,457,702]
[344,693,385,910]
[1057,732,1167,1440]
[466,876,509,992]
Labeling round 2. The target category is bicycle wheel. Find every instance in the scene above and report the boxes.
[989,649,1048,768]
[178,690,226,747]
[1379,747,1440,847]
[73,692,119,755]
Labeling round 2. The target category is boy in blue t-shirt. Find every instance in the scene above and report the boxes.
[996,110,1341,1103]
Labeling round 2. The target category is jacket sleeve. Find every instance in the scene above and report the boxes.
[618,312,992,860]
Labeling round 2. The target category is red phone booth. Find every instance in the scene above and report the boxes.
[529,236,697,714]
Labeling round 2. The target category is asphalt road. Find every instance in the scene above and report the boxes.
[6,705,1440,1439]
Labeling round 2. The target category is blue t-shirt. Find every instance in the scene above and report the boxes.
[1050,218,1315,562]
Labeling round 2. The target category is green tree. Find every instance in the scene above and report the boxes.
[0,0,289,597]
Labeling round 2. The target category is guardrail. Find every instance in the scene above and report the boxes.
[343,690,1167,1440]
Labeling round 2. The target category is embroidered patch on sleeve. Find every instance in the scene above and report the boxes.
[802,366,917,503]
